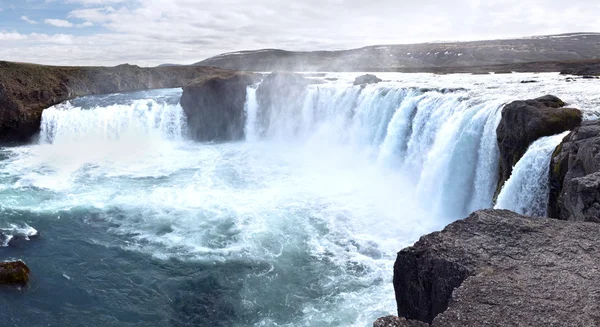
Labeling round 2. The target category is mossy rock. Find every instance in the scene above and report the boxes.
[0,261,30,287]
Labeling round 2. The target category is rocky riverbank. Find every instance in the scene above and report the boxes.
[0,61,239,143]
[389,209,600,327]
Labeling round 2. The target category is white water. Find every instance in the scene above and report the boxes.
[3,73,599,326]
[245,83,505,219]
[495,132,570,216]
[40,99,186,144]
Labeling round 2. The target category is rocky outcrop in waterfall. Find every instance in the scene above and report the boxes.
[389,209,600,327]
[495,95,582,196]
[354,74,382,86]
[180,71,258,141]
[0,61,241,143]
[549,121,600,222]
[254,72,321,136]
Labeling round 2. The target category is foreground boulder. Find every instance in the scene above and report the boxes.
[549,120,600,222]
[392,209,600,326]
[0,261,30,287]
[495,95,582,196]
[0,61,241,143]
[180,71,258,141]
[354,74,382,86]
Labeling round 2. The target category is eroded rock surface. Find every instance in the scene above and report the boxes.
[393,209,600,327]
[549,120,600,222]
[495,95,582,196]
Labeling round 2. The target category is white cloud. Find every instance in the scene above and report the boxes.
[45,18,74,28]
[77,22,94,27]
[0,32,73,44]
[0,32,28,41]
[21,16,39,24]
[4,0,600,66]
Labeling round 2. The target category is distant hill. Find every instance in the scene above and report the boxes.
[194,33,600,72]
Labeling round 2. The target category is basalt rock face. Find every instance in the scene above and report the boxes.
[254,72,321,136]
[549,121,600,222]
[180,71,259,142]
[495,95,582,196]
[0,261,30,287]
[393,209,600,327]
[0,61,237,143]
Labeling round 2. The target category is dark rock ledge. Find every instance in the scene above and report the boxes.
[495,95,582,198]
[379,209,600,327]
[549,120,600,222]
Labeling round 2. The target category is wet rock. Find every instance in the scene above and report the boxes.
[549,120,600,222]
[0,261,30,287]
[373,316,428,327]
[394,209,600,326]
[180,71,259,142]
[354,74,382,86]
[495,95,582,197]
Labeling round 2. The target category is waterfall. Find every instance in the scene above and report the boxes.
[40,99,187,144]
[495,132,570,216]
[244,83,505,219]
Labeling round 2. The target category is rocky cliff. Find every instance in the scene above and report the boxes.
[391,209,600,327]
[549,121,600,222]
[495,95,582,197]
[0,61,238,143]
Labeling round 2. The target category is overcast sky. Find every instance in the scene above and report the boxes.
[1,0,599,66]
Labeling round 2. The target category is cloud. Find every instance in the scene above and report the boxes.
[45,18,74,28]
[3,0,600,66]
[0,32,73,44]
[21,16,39,24]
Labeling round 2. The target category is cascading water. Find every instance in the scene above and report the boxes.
[2,73,597,327]
[245,83,505,219]
[495,132,570,216]
[40,99,187,144]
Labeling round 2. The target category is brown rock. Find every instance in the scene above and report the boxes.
[0,261,30,287]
